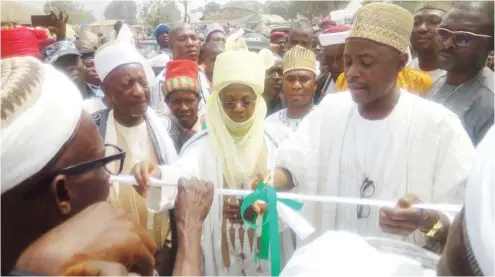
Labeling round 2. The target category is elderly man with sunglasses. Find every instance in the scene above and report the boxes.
[1,57,213,276]
[0,56,134,274]
[427,1,494,146]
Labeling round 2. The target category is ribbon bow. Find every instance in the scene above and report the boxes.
[240,182,303,276]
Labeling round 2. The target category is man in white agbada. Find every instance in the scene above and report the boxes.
[282,127,495,277]
[266,45,317,132]
[82,25,156,114]
[273,2,475,249]
[91,41,178,275]
[131,39,293,276]
[437,126,494,276]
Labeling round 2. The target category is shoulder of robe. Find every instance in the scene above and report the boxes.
[403,91,467,135]
[318,91,353,111]
[91,109,110,128]
[264,122,290,148]
[179,130,209,156]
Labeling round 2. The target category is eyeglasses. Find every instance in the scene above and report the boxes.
[23,144,126,198]
[436,28,492,47]
[356,177,375,219]
[220,99,256,109]
[54,144,126,176]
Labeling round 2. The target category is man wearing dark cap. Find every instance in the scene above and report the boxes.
[204,23,226,44]
[44,40,102,99]
[148,24,173,76]
[270,31,286,56]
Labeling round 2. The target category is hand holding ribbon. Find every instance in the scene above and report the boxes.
[240,182,304,276]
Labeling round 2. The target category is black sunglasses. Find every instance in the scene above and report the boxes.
[54,144,126,176]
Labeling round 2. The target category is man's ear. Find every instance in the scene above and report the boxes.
[397,52,409,72]
[49,175,72,215]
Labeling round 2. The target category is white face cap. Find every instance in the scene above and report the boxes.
[318,30,351,47]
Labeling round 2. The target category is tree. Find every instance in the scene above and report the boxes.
[104,0,138,24]
[138,0,181,29]
[43,1,96,25]
[180,0,190,22]
[204,1,221,15]
[289,1,350,22]
[265,1,292,19]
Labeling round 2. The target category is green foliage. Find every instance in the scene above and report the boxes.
[139,0,181,29]
[104,0,138,24]
[43,1,95,24]
[204,1,221,15]
[264,0,350,21]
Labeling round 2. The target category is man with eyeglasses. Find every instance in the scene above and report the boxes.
[272,2,474,250]
[266,45,316,132]
[0,56,131,274]
[409,1,451,82]
[427,1,494,146]
[92,41,179,276]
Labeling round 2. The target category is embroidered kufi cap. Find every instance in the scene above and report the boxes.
[282,45,316,75]
[349,2,413,53]
[1,57,83,194]
[414,1,453,13]
[163,60,200,95]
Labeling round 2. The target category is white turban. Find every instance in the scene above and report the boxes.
[94,41,155,85]
[465,126,494,276]
[1,57,83,194]
[281,231,438,276]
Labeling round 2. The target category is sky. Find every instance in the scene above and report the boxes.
[18,0,266,20]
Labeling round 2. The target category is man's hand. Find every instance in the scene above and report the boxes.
[379,195,439,236]
[62,260,140,276]
[47,9,68,40]
[131,161,161,198]
[175,177,214,225]
[15,202,156,276]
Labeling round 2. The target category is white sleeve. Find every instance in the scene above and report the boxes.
[146,140,203,213]
[275,106,324,190]
[433,113,476,221]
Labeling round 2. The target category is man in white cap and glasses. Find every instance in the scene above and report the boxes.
[0,56,153,275]
[272,2,474,249]
[92,40,179,276]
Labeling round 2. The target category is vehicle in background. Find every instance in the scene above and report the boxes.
[136,39,159,59]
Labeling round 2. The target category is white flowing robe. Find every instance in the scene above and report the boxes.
[276,90,475,247]
[146,125,293,276]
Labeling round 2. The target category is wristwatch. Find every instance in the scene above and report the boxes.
[421,217,444,238]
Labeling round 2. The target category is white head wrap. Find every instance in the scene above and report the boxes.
[205,30,273,188]
[465,126,494,276]
[319,30,351,46]
[1,57,83,194]
[281,231,438,276]
[94,41,155,85]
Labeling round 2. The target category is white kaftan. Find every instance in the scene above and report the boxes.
[266,108,315,132]
[146,124,294,276]
[276,90,475,247]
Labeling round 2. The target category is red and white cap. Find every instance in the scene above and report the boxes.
[318,25,352,47]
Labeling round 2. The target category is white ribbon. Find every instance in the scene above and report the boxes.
[110,175,463,213]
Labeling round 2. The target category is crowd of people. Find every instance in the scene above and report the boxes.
[1,0,494,276]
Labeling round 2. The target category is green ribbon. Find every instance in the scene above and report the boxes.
[240,182,303,276]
